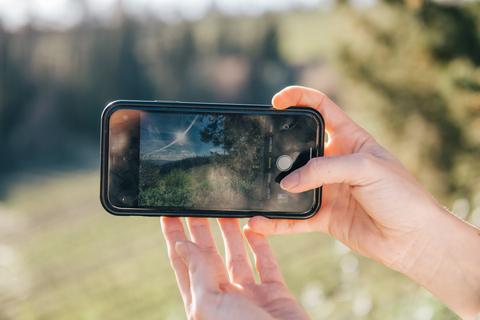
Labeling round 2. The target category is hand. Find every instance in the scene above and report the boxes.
[248,86,480,319]
[248,86,440,270]
[161,217,310,320]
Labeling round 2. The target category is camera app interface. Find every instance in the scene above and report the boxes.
[138,111,317,212]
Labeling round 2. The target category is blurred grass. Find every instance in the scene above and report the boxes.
[0,170,459,319]
[1,172,182,320]
[0,1,478,319]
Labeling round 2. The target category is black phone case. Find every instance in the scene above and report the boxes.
[100,100,324,219]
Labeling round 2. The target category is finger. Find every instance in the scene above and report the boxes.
[271,86,354,134]
[175,241,222,297]
[160,217,192,307]
[247,215,315,235]
[243,226,285,284]
[272,86,376,158]
[217,218,255,285]
[186,218,230,285]
[280,153,383,194]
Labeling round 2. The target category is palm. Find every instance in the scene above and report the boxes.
[209,282,307,320]
[318,182,386,259]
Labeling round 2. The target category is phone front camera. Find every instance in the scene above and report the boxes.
[282,124,290,130]
[120,196,127,203]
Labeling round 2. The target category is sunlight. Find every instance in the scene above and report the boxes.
[150,115,199,154]
[175,131,187,144]
[325,130,331,146]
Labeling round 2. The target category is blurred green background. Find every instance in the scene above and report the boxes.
[1,0,480,319]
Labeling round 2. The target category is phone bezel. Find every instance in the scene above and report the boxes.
[100,100,325,219]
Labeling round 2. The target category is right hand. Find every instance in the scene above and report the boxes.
[248,86,443,271]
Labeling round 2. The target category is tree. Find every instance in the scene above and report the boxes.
[199,114,265,179]
[335,0,480,203]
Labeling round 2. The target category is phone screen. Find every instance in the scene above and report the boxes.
[104,104,323,217]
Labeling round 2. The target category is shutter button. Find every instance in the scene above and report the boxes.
[276,155,293,172]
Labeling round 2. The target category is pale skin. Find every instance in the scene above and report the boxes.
[162,86,480,319]
[161,217,310,320]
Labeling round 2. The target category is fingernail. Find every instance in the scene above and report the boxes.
[175,241,188,261]
[280,171,299,190]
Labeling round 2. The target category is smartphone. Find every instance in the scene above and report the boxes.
[100,100,324,219]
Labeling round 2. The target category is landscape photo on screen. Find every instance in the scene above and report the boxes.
[138,112,267,210]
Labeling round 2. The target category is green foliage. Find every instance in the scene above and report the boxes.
[2,1,480,319]
[323,0,480,205]
[418,2,480,63]
[0,15,293,172]
[162,168,191,190]
[138,112,265,209]
[139,168,194,207]
[139,163,263,210]
[199,114,265,178]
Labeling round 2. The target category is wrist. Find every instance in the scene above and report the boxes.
[397,204,480,319]
[396,203,451,281]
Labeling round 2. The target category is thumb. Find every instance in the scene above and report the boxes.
[175,241,192,264]
[280,153,383,193]
[175,241,220,295]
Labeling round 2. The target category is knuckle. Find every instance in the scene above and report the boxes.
[301,158,322,180]
[230,252,247,263]
[226,253,247,270]
[202,244,218,255]
[287,219,297,230]
[355,152,380,169]
[170,255,184,269]
[188,218,210,228]
[259,260,280,278]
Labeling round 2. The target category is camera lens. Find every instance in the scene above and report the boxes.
[120,196,127,203]
[282,124,290,130]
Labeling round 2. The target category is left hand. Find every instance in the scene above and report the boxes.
[161,217,310,320]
